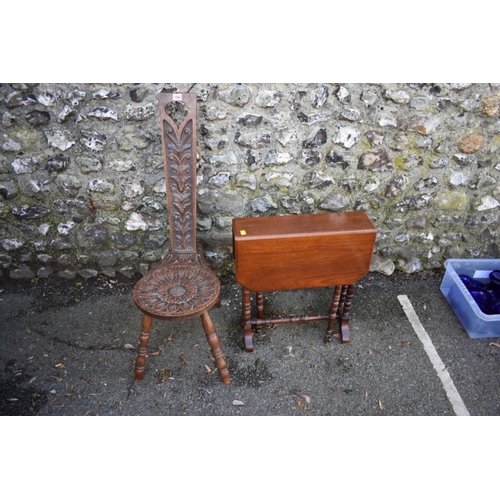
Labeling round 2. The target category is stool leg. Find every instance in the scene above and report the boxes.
[201,310,230,385]
[324,286,342,343]
[242,288,254,352]
[339,284,354,343]
[135,314,153,381]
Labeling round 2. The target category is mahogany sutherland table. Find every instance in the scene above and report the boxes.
[232,212,377,352]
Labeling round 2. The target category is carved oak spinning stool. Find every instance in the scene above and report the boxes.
[232,212,377,352]
[133,92,230,384]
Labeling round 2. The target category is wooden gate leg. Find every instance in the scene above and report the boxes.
[256,292,264,335]
[201,311,230,385]
[242,288,254,352]
[338,285,348,319]
[135,314,153,381]
[324,286,342,343]
[256,292,264,319]
[338,284,354,343]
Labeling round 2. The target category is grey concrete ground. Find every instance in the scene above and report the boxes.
[1,269,499,416]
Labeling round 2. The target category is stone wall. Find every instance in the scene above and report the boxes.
[1,82,500,281]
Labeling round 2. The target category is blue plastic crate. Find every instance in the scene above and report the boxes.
[440,259,500,339]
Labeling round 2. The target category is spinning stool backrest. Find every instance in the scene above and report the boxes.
[158,92,198,254]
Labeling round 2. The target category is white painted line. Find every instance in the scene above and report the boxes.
[397,295,470,416]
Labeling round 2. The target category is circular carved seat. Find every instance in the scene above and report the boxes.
[133,263,220,319]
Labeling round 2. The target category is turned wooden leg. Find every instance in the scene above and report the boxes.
[256,292,264,335]
[324,286,342,343]
[135,314,153,381]
[242,288,254,352]
[201,310,230,385]
[256,292,264,319]
[337,285,348,319]
[338,284,354,343]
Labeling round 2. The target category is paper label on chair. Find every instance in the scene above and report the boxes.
[173,93,182,101]
[240,230,247,235]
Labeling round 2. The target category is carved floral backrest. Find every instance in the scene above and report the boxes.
[158,92,197,254]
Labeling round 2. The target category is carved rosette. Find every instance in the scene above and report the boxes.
[135,264,218,315]
[164,118,195,252]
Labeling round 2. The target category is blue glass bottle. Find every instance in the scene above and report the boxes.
[488,270,500,314]
[459,274,488,293]
[459,273,499,314]
[469,290,495,314]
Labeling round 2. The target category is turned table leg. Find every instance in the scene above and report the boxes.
[135,314,153,381]
[256,292,264,319]
[256,292,264,335]
[324,286,342,343]
[201,310,230,385]
[242,288,254,352]
[338,285,348,318]
[338,284,354,343]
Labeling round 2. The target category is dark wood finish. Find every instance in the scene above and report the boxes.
[135,314,153,381]
[133,92,230,384]
[232,212,377,351]
[325,285,343,343]
[233,212,376,292]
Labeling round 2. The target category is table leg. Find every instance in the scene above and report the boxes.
[338,284,354,343]
[338,285,348,318]
[256,292,264,335]
[256,292,264,319]
[324,286,342,343]
[242,288,254,352]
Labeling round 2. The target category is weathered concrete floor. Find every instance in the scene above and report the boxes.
[1,270,499,416]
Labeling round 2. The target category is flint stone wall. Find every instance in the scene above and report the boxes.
[1,82,500,281]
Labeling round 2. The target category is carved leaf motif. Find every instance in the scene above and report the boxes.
[163,119,195,252]
[175,191,192,213]
[170,163,191,193]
